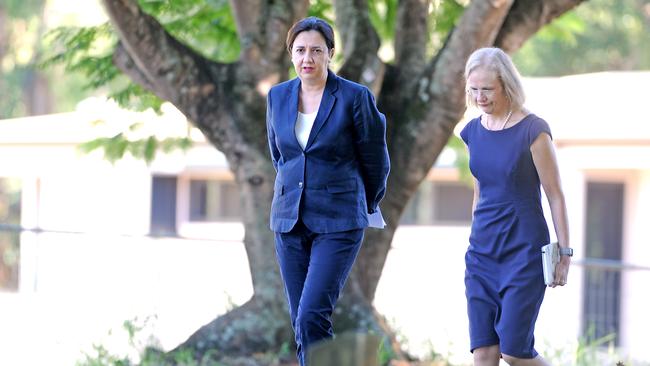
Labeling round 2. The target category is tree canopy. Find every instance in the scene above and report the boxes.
[514,0,650,75]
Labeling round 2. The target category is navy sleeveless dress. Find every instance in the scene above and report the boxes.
[460,114,551,358]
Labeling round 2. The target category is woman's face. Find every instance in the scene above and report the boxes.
[466,67,509,115]
[291,30,332,83]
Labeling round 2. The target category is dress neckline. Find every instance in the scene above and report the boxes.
[479,113,534,132]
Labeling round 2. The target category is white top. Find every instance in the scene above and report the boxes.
[294,111,317,149]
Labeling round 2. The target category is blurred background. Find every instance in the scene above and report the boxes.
[2,1,650,365]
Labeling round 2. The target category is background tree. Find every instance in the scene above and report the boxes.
[514,0,650,75]
[46,0,588,362]
[0,0,52,117]
[0,0,101,118]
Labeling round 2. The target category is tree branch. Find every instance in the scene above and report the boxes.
[112,42,157,92]
[496,0,588,53]
[333,0,384,92]
[0,6,7,63]
[229,0,261,42]
[396,0,514,177]
[230,0,309,78]
[102,0,230,105]
[394,0,430,87]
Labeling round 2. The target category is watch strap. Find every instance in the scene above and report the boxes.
[559,247,573,257]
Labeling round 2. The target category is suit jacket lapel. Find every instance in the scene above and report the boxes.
[281,78,301,149]
[305,71,338,150]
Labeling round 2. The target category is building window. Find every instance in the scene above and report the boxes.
[582,181,623,345]
[189,179,241,222]
[150,175,178,236]
[0,177,21,291]
[400,180,473,225]
[149,174,243,240]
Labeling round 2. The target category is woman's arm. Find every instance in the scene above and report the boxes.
[266,92,280,172]
[353,87,390,213]
[531,132,571,287]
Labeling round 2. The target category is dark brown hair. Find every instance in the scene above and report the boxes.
[286,17,335,53]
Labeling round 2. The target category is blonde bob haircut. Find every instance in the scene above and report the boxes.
[464,47,525,111]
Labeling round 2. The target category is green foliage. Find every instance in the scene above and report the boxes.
[39,1,243,163]
[41,23,115,72]
[574,332,618,366]
[431,0,466,45]
[109,83,164,114]
[368,0,399,43]
[376,335,398,366]
[308,0,334,21]
[77,315,312,366]
[79,133,192,164]
[514,0,650,75]
[3,0,45,19]
[366,0,466,61]
[137,0,239,62]
[0,67,28,118]
[421,339,457,365]
[541,327,635,366]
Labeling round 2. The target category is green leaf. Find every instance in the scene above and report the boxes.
[143,136,158,162]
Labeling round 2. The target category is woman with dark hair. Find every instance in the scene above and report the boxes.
[266,16,390,366]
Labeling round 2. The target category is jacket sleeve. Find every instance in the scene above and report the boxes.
[352,87,390,213]
[266,91,280,172]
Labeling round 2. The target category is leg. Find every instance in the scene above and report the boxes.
[473,345,501,366]
[497,279,546,361]
[502,354,551,366]
[275,222,311,361]
[465,257,501,364]
[296,228,364,366]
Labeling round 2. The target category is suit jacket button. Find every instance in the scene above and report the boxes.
[298,182,303,188]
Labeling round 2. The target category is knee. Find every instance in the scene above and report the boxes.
[473,345,500,364]
[296,310,329,336]
[501,353,525,365]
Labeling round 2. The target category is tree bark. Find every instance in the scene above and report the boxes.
[0,6,7,62]
[0,6,8,119]
[101,0,587,361]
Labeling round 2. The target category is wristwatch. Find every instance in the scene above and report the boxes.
[559,247,573,257]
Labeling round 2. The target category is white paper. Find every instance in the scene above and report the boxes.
[541,242,559,286]
[367,208,386,229]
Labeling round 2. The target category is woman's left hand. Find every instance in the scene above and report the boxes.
[551,255,571,288]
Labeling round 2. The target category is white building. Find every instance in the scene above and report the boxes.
[1,72,649,365]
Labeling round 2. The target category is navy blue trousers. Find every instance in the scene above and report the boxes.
[274,220,364,366]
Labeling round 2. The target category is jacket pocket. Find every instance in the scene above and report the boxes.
[326,178,357,193]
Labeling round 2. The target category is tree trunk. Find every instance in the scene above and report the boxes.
[0,6,9,119]
[0,6,7,62]
[23,70,53,116]
[101,0,587,362]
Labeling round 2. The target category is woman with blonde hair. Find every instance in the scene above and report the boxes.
[460,47,572,366]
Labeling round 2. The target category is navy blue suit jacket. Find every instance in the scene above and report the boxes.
[266,71,390,233]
